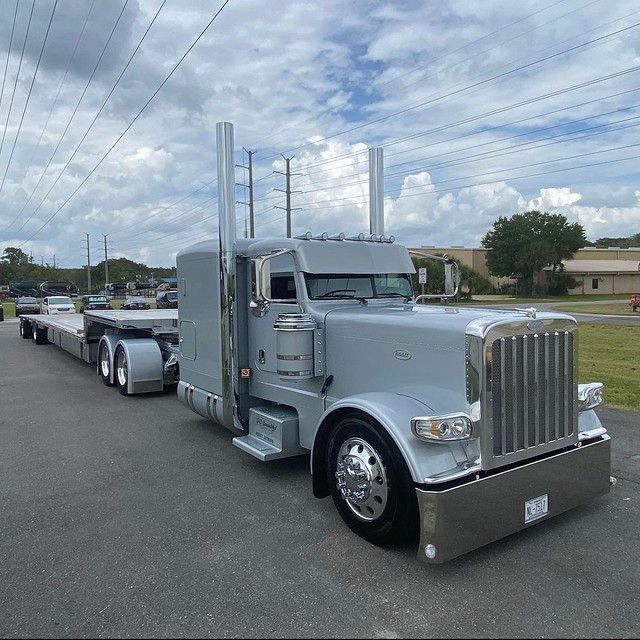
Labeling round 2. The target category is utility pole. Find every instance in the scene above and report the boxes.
[274,154,302,238]
[85,233,92,294]
[103,234,109,287]
[237,148,255,238]
[53,254,56,269]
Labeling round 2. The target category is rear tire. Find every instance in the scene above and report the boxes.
[326,413,419,547]
[20,318,33,339]
[33,324,48,345]
[114,346,129,396]
[98,342,113,386]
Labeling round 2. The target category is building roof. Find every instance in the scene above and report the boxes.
[547,259,640,274]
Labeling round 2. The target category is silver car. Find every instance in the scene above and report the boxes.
[42,296,75,315]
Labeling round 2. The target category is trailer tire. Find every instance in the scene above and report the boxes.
[98,342,113,386]
[326,413,418,547]
[20,318,33,339]
[33,324,48,345]
[114,346,130,396]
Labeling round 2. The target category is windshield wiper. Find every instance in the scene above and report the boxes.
[377,292,412,302]
[317,291,368,305]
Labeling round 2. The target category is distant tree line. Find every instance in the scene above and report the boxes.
[0,247,176,293]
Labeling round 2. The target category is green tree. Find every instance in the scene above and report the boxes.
[2,247,30,266]
[482,211,585,295]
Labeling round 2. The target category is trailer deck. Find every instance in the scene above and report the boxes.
[20,310,179,366]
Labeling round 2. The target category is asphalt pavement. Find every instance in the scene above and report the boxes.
[0,317,639,638]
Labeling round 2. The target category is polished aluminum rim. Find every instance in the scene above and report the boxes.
[116,351,128,387]
[100,346,110,378]
[335,437,388,522]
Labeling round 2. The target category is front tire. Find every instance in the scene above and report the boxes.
[114,346,129,396]
[98,342,113,386]
[326,413,418,547]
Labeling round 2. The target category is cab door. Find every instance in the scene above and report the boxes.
[248,253,299,375]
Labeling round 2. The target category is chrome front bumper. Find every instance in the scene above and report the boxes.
[416,436,611,564]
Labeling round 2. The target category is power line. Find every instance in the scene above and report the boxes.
[252,0,602,153]
[16,0,168,233]
[108,175,217,237]
[0,0,59,193]
[10,0,132,236]
[290,113,640,196]
[18,0,233,248]
[261,21,639,161]
[294,66,640,177]
[0,0,96,232]
[0,0,36,165]
[0,0,20,122]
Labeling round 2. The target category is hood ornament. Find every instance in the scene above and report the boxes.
[515,307,537,319]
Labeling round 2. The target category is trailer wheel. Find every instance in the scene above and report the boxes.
[20,318,32,339]
[20,318,33,339]
[98,342,113,386]
[33,324,48,345]
[326,413,418,547]
[114,346,130,396]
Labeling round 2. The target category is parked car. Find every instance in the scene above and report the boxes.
[41,296,75,315]
[156,290,178,309]
[122,296,151,311]
[15,296,40,316]
[79,295,112,313]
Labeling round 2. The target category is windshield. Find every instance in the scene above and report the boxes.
[18,297,37,303]
[87,296,108,302]
[50,297,72,305]
[305,273,413,300]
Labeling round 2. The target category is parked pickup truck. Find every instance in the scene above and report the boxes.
[79,295,112,313]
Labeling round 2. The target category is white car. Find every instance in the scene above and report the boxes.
[42,296,75,315]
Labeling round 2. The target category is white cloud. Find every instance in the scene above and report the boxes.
[0,0,637,266]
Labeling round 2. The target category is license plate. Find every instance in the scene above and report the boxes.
[524,494,548,523]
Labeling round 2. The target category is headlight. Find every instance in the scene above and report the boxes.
[411,413,473,442]
[578,382,604,411]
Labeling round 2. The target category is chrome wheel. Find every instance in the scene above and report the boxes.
[116,350,128,388]
[100,346,110,378]
[335,437,388,522]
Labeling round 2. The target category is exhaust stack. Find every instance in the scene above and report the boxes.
[216,121,239,431]
[368,147,384,236]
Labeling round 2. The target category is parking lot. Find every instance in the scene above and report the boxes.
[1,317,639,639]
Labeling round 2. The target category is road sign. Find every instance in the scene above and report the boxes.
[418,267,427,284]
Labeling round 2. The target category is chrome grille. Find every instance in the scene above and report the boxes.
[487,330,576,467]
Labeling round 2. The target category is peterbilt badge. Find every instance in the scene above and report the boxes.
[394,350,412,360]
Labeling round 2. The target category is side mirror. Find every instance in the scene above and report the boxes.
[253,256,272,302]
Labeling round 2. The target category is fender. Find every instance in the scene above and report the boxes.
[311,392,475,498]
[115,338,164,394]
[97,334,124,385]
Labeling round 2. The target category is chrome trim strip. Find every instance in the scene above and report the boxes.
[534,333,540,446]
[522,334,529,449]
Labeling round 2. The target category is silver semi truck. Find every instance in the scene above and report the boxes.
[17,121,611,564]
[175,123,611,564]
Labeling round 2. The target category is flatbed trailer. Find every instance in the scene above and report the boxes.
[18,310,179,395]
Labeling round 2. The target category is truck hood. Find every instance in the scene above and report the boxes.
[322,302,567,415]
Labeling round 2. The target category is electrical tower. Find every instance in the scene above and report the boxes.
[237,148,255,238]
[274,154,302,238]
[103,234,109,286]
[85,233,92,293]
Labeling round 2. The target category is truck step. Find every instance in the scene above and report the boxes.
[232,434,289,462]
[232,405,305,462]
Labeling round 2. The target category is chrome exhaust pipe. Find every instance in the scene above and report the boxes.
[368,147,384,236]
[216,121,240,431]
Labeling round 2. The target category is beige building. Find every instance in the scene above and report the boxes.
[411,246,640,294]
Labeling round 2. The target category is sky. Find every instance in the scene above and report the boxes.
[0,0,637,268]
